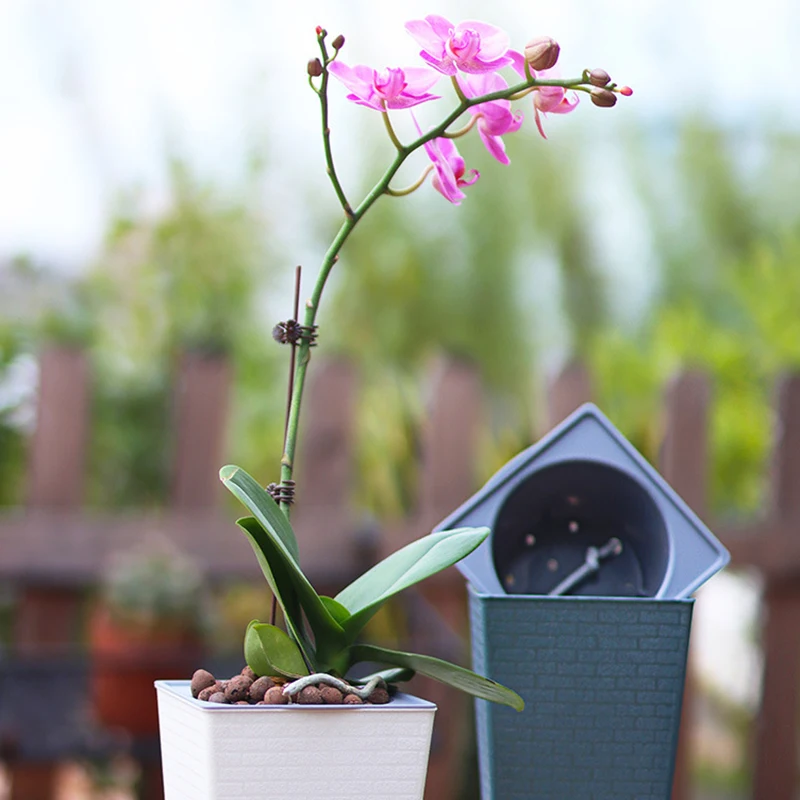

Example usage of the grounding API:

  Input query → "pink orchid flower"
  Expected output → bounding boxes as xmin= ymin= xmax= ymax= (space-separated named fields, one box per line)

xmin=459 ymin=72 xmax=523 ymax=165
xmin=510 ymin=51 xmax=579 ymax=139
xmin=405 ymin=15 xmax=513 ymax=75
xmin=414 ymin=114 xmax=479 ymax=204
xmin=328 ymin=61 xmax=440 ymax=111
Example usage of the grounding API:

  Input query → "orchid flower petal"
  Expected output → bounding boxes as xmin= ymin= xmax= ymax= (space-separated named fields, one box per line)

xmin=413 ymin=112 xmax=479 ymax=204
xmin=406 ymin=15 xmax=512 ymax=75
xmin=455 ymin=20 xmax=510 ymax=60
xmin=329 ymin=61 xmax=440 ymax=111
xmin=458 ymin=73 xmax=522 ymax=163
xmin=478 ymin=127 xmax=510 ymax=165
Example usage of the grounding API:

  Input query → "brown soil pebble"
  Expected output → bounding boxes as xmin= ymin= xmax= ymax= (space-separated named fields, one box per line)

xmin=343 ymin=694 xmax=364 ymax=705
xmin=213 ymin=680 xmax=227 ymax=693
xmin=367 ymin=688 xmax=390 ymax=705
xmin=249 ymin=676 xmax=275 ymax=702
xmin=197 ymin=686 xmax=217 ymax=702
xmin=190 ymin=669 xmax=216 ymax=698
xmin=320 ymin=686 xmax=344 ymax=705
xmin=235 ymin=701 xmax=250 ymax=705
xmin=296 ymin=686 xmax=323 ymax=705
xmin=264 ymin=686 xmax=289 ymax=705
xmin=225 ymin=675 xmax=253 ymax=703
xmin=241 ymin=666 xmax=257 ymax=681
xmin=208 ymin=692 xmax=228 ymax=704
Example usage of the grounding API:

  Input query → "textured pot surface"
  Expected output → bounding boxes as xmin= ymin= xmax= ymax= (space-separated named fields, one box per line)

xmin=156 ymin=681 xmax=436 ymax=800
xmin=469 ymin=590 xmax=693 ymax=800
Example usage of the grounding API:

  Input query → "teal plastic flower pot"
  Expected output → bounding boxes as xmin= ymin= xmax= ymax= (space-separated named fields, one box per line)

xmin=469 ymin=590 xmax=693 ymax=800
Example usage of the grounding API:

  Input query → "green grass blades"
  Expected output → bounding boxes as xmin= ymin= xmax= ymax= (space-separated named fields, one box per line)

xmin=334 ymin=527 xmax=489 ymax=641
xmin=245 ymin=621 xmax=309 ymax=678
xmin=348 ymin=643 xmax=525 ymax=711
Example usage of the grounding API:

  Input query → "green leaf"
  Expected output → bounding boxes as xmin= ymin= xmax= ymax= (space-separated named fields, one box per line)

xmin=334 ymin=527 xmax=489 ymax=640
xmin=349 ymin=644 xmax=524 ymax=712
xmin=320 ymin=596 xmax=352 ymax=626
xmin=236 ymin=517 xmax=315 ymax=667
xmin=220 ymin=466 xmax=347 ymax=655
xmin=220 ymin=465 xmax=300 ymax=562
xmin=245 ymin=621 xmax=309 ymax=679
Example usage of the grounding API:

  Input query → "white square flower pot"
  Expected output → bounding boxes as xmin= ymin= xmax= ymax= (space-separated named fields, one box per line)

xmin=155 ymin=680 xmax=436 ymax=800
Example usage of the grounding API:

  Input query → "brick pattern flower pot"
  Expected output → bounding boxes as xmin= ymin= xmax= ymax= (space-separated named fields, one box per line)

xmin=469 ymin=591 xmax=692 ymax=800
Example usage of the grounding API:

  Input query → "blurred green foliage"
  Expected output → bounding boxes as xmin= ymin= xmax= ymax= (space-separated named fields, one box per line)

xmin=321 ymin=118 xmax=800 ymax=519
xmin=0 ymin=326 xmax=28 ymax=505
xmin=82 ymin=162 xmax=287 ymax=506
xmin=0 ymin=162 xmax=286 ymax=508
xmin=0 ymin=122 xmax=798 ymax=523
xmin=589 ymin=124 xmax=800 ymax=514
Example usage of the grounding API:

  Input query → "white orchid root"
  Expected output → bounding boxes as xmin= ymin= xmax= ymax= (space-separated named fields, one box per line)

xmin=282 ymin=673 xmax=383 ymax=699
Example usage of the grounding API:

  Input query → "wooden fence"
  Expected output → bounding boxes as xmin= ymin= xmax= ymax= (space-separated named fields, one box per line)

xmin=0 ymin=346 xmax=798 ymax=799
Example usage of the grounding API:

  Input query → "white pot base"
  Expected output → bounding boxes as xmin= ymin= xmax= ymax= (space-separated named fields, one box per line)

xmin=156 ymin=680 xmax=436 ymax=800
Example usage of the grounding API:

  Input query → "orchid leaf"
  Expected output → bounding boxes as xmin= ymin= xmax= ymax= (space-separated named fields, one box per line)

xmin=220 ymin=465 xmax=300 ymax=563
xmin=235 ymin=517 xmax=315 ymax=666
xmin=234 ymin=515 xmax=346 ymax=659
xmin=349 ymin=644 xmax=525 ymax=711
xmin=320 ymin=596 xmax=352 ymax=626
xmin=221 ymin=466 xmax=346 ymax=653
xmin=245 ymin=621 xmax=309 ymax=679
xmin=334 ymin=527 xmax=489 ymax=640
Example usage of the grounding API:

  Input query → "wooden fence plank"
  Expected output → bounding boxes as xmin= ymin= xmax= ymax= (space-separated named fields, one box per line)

xmin=293 ymin=358 xmax=357 ymax=510
xmin=11 ymin=346 xmax=90 ymax=800
xmin=170 ymin=350 xmax=231 ymax=508
xmin=752 ymin=373 xmax=800 ymax=800
xmin=417 ymin=357 xmax=483 ymax=529
xmin=26 ymin=346 xmax=90 ymax=508
xmin=412 ymin=357 xmax=482 ymax=800
xmin=546 ymin=361 xmax=592 ymax=430
xmin=660 ymin=371 xmax=711 ymax=800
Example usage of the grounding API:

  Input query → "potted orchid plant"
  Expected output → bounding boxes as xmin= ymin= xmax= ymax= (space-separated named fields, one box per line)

xmin=155 ymin=15 xmax=630 ymax=800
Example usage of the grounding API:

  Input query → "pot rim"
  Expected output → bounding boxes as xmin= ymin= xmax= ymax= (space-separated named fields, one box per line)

xmin=155 ymin=680 xmax=437 ymax=712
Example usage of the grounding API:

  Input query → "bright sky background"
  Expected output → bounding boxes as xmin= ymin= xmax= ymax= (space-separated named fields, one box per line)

xmin=0 ymin=0 xmax=793 ymax=707
xmin=0 ymin=0 xmax=797 ymax=271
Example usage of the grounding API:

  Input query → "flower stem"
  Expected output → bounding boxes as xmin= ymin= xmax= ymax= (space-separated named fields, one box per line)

xmin=386 ymin=165 xmax=434 ymax=196
xmin=381 ymin=106 xmax=404 ymax=151
xmin=317 ymin=36 xmax=353 ymax=218
xmin=278 ymin=70 xmax=600 ymax=514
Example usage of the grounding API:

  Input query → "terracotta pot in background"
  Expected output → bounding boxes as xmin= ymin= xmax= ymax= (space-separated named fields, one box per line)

xmin=89 ymin=609 xmax=204 ymax=736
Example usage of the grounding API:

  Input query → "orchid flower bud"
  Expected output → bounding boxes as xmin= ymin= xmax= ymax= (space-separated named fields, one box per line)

xmin=524 ymin=36 xmax=560 ymax=71
xmin=307 ymin=58 xmax=323 ymax=77
xmin=588 ymin=69 xmax=611 ymax=87
xmin=590 ymin=87 xmax=617 ymax=107
xmin=331 ymin=34 xmax=345 ymax=50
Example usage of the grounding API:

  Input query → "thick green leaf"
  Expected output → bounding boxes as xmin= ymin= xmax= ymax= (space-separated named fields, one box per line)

xmin=320 ymin=596 xmax=352 ymax=626
xmin=236 ymin=517 xmax=315 ymax=666
xmin=334 ymin=527 xmax=489 ymax=640
xmin=220 ymin=465 xmax=346 ymax=654
xmin=220 ymin=465 xmax=300 ymax=563
xmin=245 ymin=621 xmax=309 ymax=678
xmin=349 ymin=644 xmax=525 ymax=711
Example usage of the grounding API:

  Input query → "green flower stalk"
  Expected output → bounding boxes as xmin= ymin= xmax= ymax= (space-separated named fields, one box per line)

xmin=221 ymin=16 xmax=631 ymax=709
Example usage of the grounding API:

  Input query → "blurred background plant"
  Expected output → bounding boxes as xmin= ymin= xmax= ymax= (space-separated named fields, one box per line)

xmin=97 ymin=539 xmax=208 ymax=634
